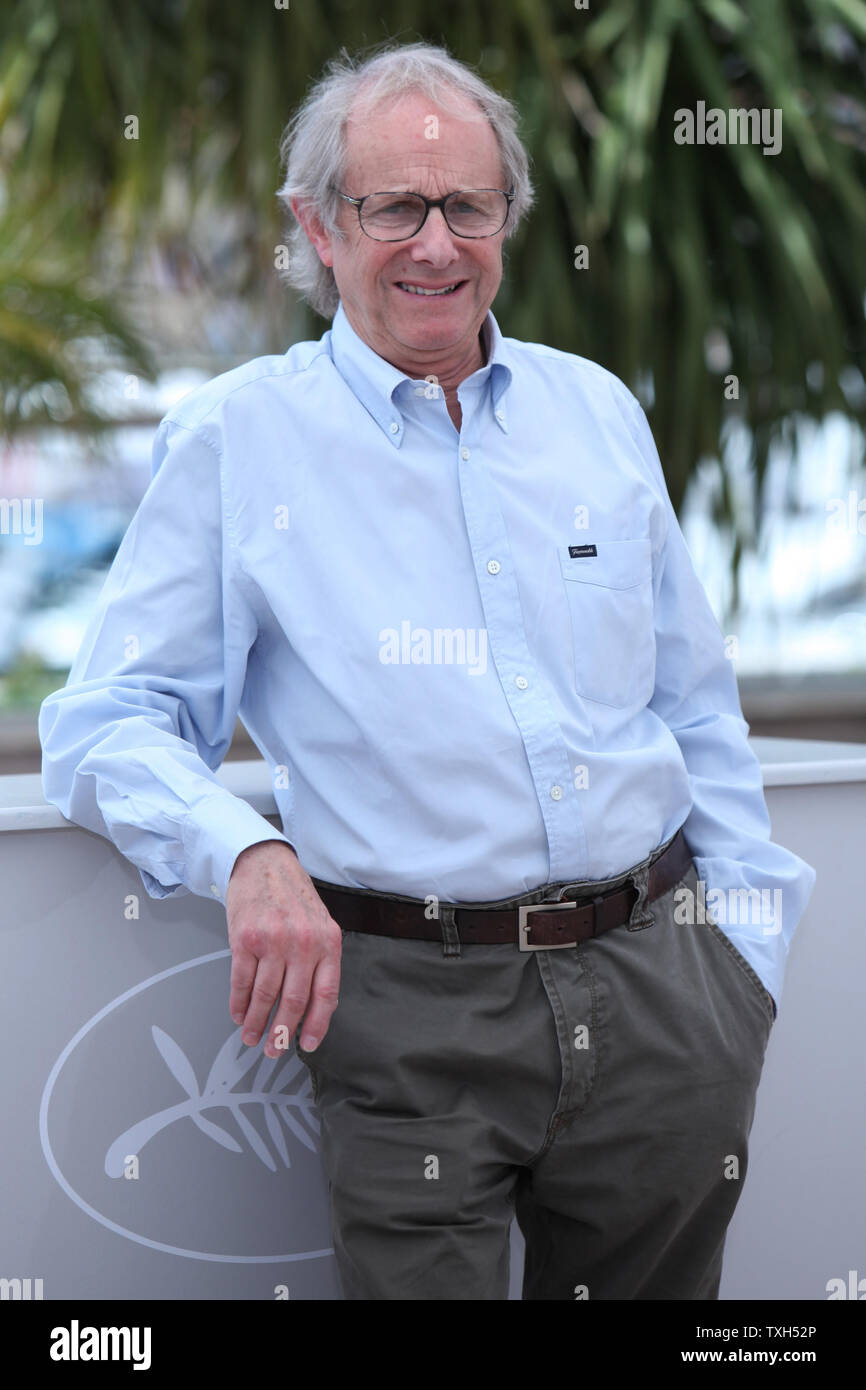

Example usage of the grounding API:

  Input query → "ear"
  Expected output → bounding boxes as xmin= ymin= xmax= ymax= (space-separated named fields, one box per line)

xmin=291 ymin=197 xmax=337 ymax=268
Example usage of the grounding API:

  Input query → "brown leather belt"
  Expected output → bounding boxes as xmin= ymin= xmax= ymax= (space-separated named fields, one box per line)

xmin=313 ymin=829 xmax=693 ymax=950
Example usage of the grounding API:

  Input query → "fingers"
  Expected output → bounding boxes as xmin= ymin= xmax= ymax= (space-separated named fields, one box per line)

xmin=262 ymin=926 xmax=342 ymax=1059
xmin=228 ymin=944 xmax=260 ymax=1029
xmin=227 ymin=895 xmax=343 ymax=1058
xmin=239 ymin=956 xmax=288 ymax=1048
xmin=295 ymin=951 xmax=342 ymax=1054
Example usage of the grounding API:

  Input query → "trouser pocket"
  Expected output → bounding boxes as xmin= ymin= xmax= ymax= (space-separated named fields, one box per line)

xmin=701 ymin=910 xmax=777 ymax=1024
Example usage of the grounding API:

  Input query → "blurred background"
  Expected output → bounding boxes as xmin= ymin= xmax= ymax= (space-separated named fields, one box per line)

xmin=1 ymin=0 xmax=864 ymax=773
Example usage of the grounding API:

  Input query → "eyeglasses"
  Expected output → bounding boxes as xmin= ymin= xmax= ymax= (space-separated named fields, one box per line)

xmin=332 ymin=187 xmax=515 ymax=241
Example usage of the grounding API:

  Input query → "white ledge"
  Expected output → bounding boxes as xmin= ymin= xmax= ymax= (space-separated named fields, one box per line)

xmin=1 ymin=737 xmax=865 ymax=833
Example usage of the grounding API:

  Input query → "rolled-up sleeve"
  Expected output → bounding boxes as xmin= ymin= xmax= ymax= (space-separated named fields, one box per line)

xmin=617 ymin=385 xmax=816 ymax=1001
xmin=38 ymin=416 xmax=291 ymax=905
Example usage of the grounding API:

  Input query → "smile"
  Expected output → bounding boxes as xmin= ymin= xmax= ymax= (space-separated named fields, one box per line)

xmin=396 ymin=281 xmax=464 ymax=296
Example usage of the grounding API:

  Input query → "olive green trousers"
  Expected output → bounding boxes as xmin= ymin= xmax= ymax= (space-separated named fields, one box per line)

xmin=297 ymin=845 xmax=775 ymax=1300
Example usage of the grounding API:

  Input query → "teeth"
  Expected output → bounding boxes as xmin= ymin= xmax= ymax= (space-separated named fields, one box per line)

xmin=398 ymin=282 xmax=459 ymax=295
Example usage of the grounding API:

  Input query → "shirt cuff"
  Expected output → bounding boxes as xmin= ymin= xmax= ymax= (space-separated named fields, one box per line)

xmin=183 ymin=791 xmax=295 ymax=906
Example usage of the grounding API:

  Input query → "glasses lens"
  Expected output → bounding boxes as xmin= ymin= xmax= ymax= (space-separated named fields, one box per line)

xmin=444 ymin=191 xmax=509 ymax=237
xmin=360 ymin=193 xmax=426 ymax=240
xmin=357 ymin=191 xmax=510 ymax=239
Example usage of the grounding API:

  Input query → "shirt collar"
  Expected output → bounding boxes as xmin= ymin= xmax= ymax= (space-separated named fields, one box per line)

xmin=327 ymin=300 xmax=513 ymax=446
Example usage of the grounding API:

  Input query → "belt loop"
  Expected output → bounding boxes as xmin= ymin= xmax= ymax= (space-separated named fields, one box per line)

xmin=438 ymin=902 xmax=461 ymax=958
xmin=626 ymin=863 xmax=655 ymax=932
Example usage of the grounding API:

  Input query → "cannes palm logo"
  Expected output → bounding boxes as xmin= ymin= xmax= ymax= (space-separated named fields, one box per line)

xmin=104 ymin=1025 xmax=317 ymax=1178
xmin=39 ymin=950 xmax=333 ymax=1263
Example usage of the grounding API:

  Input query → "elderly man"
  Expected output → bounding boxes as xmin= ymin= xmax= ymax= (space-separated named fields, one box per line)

xmin=40 ymin=42 xmax=815 ymax=1301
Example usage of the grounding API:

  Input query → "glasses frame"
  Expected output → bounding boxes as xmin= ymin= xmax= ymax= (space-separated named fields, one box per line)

xmin=332 ymin=187 xmax=515 ymax=241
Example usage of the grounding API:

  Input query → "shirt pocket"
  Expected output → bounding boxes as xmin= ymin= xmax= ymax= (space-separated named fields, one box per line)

xmin=558 ymin=539 xmax=656 ymax=708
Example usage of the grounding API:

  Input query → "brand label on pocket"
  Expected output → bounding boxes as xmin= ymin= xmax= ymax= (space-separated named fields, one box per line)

xmin=568 ymin=544 xmax=598 ymax=558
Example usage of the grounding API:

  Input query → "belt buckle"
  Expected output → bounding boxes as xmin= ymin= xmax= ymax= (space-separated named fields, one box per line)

xmin=518 ymin=901 xmax=578 ymax=951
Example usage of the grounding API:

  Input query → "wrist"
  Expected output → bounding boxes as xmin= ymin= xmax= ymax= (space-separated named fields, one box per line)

xmin=229 ymin=838 xmax=298 ymax=882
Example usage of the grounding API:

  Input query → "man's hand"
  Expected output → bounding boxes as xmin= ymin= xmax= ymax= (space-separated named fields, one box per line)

xmin=225 ymin=840 xmax=342 ymax=1058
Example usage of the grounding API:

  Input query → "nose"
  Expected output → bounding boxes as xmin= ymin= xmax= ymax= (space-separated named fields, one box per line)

xmin=408 ymin=206 xmax=461 ymax=266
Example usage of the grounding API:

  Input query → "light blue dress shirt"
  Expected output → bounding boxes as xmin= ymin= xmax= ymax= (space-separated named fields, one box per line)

xmin=39 ymin=301 xmax=815 ymax=1006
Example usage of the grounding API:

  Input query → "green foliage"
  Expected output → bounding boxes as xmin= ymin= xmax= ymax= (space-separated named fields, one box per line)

xmin=0 ymin=648 xmax=60 ymax=709
xmin=0 ymin=200 xmax=156 ymax=435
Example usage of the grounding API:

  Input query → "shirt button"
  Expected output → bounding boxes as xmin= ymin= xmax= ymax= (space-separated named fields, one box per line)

xmin=210 ymin=883 xmax=220 ymax=896
xmin=487 ymin=559 xmax=501 ymax=575
xmin=495 ymin=410 xmax=505 ymax=422
xmin=389 ymin=421 xmax=399 ymax=434
xmin=460 ymin=447 xmax=470 ymax=460
xmin=515 ymin=675 xmax=528 ymax=690
xmin=550 ymin=785 xmax=563 ymax=801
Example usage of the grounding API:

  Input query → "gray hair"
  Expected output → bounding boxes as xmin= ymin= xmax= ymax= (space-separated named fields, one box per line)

xmin=276 ymin=41 xmax=535 ymax=318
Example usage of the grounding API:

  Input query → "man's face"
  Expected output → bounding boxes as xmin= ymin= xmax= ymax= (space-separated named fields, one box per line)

xmin=299 ymin=90 xmax=509 ymax=372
